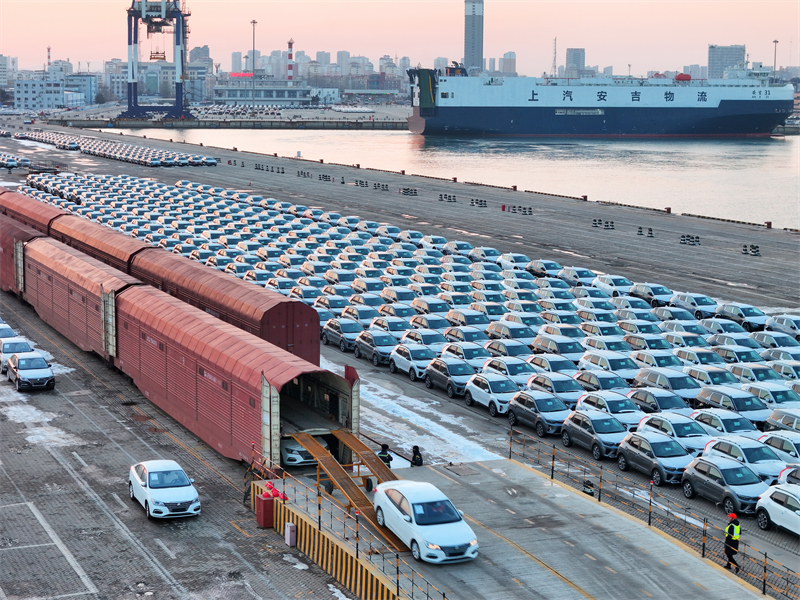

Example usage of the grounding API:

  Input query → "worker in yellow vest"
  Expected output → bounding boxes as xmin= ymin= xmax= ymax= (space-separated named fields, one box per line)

xmin=723 ymin=513 xmax=740 ymax=573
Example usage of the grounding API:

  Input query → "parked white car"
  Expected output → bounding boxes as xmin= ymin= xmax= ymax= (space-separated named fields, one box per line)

xmin=702 ymin=436 xmax=787 ymax=485
xmin=128 ymin=460 xmax=201 ymax=519
xmin=464 ymin=373 xmax=518 ymax=416
xmin=373 ymin=481 xmax=478 ymax=563
xmin=756 ymin=485 xmax=800 ymax=535
xmin=389 ymin=344 xmax=436 ymax=381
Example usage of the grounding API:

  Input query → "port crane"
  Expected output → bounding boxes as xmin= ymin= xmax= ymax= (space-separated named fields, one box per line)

xmin=120 ymin=0 xmax=192 ymax=119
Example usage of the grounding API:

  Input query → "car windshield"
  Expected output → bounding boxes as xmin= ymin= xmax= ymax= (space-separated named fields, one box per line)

xmin=448 ymin=363 xmax=474 ymax=376
xmin=651 ymin=286 xmax=671 ymax=296
xmin=509 ymin=327 xmax=534 ymax=339
xmin=652 ymin=440 xmax=687 ymax=458
xmin=773 ymin=336 xmax=800 ymax=348
xmin=409 ymin=347 xmax=436 ymax=361
xmin=486 ymin=304 xmax=508 ymax=315
xmin=421 ymin=333 xmax=447 ymax=344
xmin=606 ymin=398 xmax=639 ymax=413
xmin=647 ymin=339 xmax=672 ymax=350
xmin=698 ymin=351 xmax=725 ymax=365
xmin=465 ymin=314 xmax=490 ymax=325
xmin=655 ymin=355 xmax=683 ymax=368
xmin=413 ymin=500 xmax=462 ymax=526
xmin=722 ymin=417 xmax=757 ymax=432
xmin=741 ymin=306 xmax=766 ymax=317
xmin=489 ymin=379 xmax=518 ymax=393
xmin=731 ymin=396 xmax=767 ymax=411
xmin=656 ymin=394 xmax=687 ymax=409
xmin=388 ymin=321 xmax=411 ymax=332
xmin=373 ymin=334 xmax=397 ymax=346
xmin=612 ymin=278 xmax=633 ymax=286
xmin=557 ymin=327 xmax=584 ymax=338
xmin=684 ymin=336 xmax=708 ymax=348
xmin=709 ymin=371 xmax=738 ymax=385
xmin=552 ymin=379 xmax=583 ymax=393
xmin=773 ymin=390 xmax=800 ymax=404
xmin=721 ymin=466 xmax=761 ymax=486
xmin=148 ymin=469 xmax=191 ymax=489
xmin=695 ymin=296 xmax=715 ymax=306
xmin=359 ymin=308 xmax=380 ymax=319
xmin=18 ymin=357 xmax=49 ymax=370
xmin=599 ymin=325 xmax=626 ymax=336
xmin=549 ymin=358 xmax=575 ymax=372
xmin=592 ymin=417 xmax=626 ymax=434
xmin=463 ymin=330 xmax=489 ymax=342
xmin=599 ymin=376 xmax=628 ymax=389
xmin=668 ymin=376 xmax=700 ymax=390
xmin=3 ymin=342 xmax=31 ymax=353
xmin=638 ymin=324 xmax=661 ymax=334
xmin=340 ymin=321 xmax=363 ymax=333
xmin=464 ymin=347 xmax=490 ymax=359
xmin=751 ymin=369 xmax=782 ymax=383
xmin=519 ymin=315 xmax=545 ymax=327
xmin=609 ymin=358 xmax=637 ymax=371
xmin=559 ymin=342 xmax=584 ymax=355
xmin=742 ymin=446 xmax=780 ymax=463
xmin=507 ymin=362 xmax=535 ymax=376
xmin=673 ymin=422 xmax=708 ymax=437
xmin=535 ymin=397 xmax=568 ymax=412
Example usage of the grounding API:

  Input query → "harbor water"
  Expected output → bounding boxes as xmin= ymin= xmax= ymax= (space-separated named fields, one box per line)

xmin=118 ymin=128 xmax=800 ymax=229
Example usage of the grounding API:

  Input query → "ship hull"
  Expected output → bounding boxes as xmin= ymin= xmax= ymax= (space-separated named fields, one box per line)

xmin=409 ymin=100 xmax=794 ymax=137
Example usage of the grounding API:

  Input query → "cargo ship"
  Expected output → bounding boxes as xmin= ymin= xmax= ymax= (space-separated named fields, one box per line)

xmin=407 ymin=62 xmax=794 ymax=137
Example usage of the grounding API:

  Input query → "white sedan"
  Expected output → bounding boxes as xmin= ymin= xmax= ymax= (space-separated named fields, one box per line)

xmin=129 ymin=460 xmax=201 ymax=519
xmin=373 ymin=481 xmax=478 ymax=563
xmin=464 ymin=373 xmax=519 ymax=416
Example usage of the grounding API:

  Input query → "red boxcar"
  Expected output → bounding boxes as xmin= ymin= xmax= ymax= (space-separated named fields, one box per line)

xmin=130 ymin=250 xmax=320 ymax=365
xmin=0 ymin=215 xmax=43 ymax=295
xmin=21 ymin=238 xmax=141 ymax=360
xmin=114 ymin=286 xmax=352 ymax=461
xmin=0 ymin=191 xmax=319 ymax=364
xmin=0 ymin=188 xmax=68 ymax=233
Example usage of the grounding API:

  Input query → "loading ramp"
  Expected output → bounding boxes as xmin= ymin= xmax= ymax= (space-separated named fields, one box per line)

xmin=290 ymin=432 xmax=405 ymax=552
xmin=330 ymin=429 xmax=398 ymax=485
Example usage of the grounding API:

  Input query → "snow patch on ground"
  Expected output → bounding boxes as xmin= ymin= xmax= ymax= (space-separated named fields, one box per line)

xmin=23 ymin=426 xmax=84 ymax=447
xmin=327 ymin=584 xmax=351 ymax=599
xmin=0 ymin=181 xmax=20 ymax=187
xmin=0 ymin=403 xmax=54 ymax=423
xmin=320 ymin=357 xmax=501 ymax=465
xmin=282 ymin=554 xmax=309 ymax=570
xmin=26 ymin=343 xmax=74 ymax=375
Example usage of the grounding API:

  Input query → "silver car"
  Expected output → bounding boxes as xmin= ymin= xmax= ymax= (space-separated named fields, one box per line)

xmin=681 ymin=455 xmax=768 ymax=515
xmin=561 ymin=409 xmax=628 ymax=460
xmin=617 ymin=430 xmax=693 ymax=486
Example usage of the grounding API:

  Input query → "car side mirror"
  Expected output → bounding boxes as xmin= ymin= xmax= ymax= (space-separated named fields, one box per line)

xmin=142 ymin=482 xmax=147 ymax=488
xmin=715 ymin=426 xmax=723 ymax=431
xmin=736 ymin=456 xmax=743 ymax=462
xmin=646 ymin=451 xmax=654 ymax=458
xmin=458 ymin=510 xmax=464 ymax=516
xmin=190 ymin=478 xmax=195 ymax=483
xmin=403 ymin=515 xmax=412 ymax=523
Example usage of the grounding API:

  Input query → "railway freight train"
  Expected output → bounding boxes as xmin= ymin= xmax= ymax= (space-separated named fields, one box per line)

xmin=0 ymin=214 xmax=359 ymax=465
xmin=0 ymin=188 xmax=320 ymax=365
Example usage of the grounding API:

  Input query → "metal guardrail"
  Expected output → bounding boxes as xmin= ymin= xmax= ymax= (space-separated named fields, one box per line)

xmin=247 ymin=447 xmax=449 ymax=600
xmin=508 ymin=429 xmax=800 ymax=599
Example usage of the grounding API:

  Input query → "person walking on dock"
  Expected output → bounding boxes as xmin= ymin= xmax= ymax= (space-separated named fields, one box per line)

xmin=410 ymin=446 xmax=424 ymax=467
xmin=723 ymin=513 xmax=741 ymax=573
xmin=377 ymin=444 xmax=393 ymax=467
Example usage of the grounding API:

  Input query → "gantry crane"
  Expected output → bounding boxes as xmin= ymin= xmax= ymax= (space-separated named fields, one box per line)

xmin=120 ymin=0 xmax=192 ymax=120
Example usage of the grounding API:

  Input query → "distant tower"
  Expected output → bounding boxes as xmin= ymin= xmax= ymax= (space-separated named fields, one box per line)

xmin=287 ymin=39 xmax=294 ymax=85
xmin=550 ymin=38 xmax=557 ymax=77
xmin=464 ymin=0 xmax=484 ymax=72
xmin=47 ymin=46 xmax=51 ymax=67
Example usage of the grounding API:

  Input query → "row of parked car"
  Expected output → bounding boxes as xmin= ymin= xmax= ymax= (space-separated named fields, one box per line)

xmin=0 ymin=153 xmax=29 ymax=168
xmin=11 ymin=132 xmax=216 ymax=167
xmin=20 ymin=172 xmax=800 ymax=528
xmin=0 ymin=321 xmax=56 ymax=391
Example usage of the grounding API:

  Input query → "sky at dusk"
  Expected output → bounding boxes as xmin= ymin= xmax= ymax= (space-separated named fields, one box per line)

xmin=1 ymin=0 xmax=798 ymax=76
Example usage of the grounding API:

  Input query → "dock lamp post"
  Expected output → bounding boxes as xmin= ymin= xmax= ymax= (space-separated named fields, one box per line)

xmin=251 ymin=20 xmax=258 ymax=109
xmin=773 ymin=40 xmax=779 ymax=80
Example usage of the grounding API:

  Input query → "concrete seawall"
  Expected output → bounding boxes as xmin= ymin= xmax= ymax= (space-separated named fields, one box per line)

xmin=46 ymin=118 xmax=409 ymax=130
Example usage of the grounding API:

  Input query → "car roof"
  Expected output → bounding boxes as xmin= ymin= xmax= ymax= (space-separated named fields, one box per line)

xmin=376 ymin=480 xmax=449 ymax=503
xmin=1 ymin=337 xmax=29 ymax=345
xmin=12 ymin=351 xmax=45 ymax=359
xmin=584 ymin=349 xmax=629 ymax=358
xmin=694 ymin=407 xmax=744 ymax=417
xmin=760 ymin=430 xmax=800 ymax=442
xmin=582 ymin=390 xmax=629 ymax=399
xmin=701 ymin=385 xmax=754 ymax=397
xmin=137 ymin=459 xmax=183 ymax=471
xmin=744 ymin=381 xmax=796 ymax=391
xmin=478 ymin=372 xmax=514 ymax=382
xmin=649 ymin=411 xmax=694 ymax=423
xmin=630 ymin=429 xmax=674 ymax=443
xmin=696 ymin=454 xmax=750 ymax=469
xmin=707 ymin=435 xmax=764 ymax=448
xmin=574 ymin=408 xmax=619 ymax=420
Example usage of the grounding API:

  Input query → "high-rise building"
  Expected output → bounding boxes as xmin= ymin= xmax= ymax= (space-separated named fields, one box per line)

xmin=189 ymin=45 xmax=210 ymax=62
xmin=433 ymin=57 xmax=449 ymax=71
xmin=708 ymin=45 xmax=745 ymax=79
xmin=0 ymin=55 xmax=10 ymax=86
xmin=602 ymin=65 xmax=613 ymax=77
xmin=316 ymin=51 xmax=330 ymax=65
xmin=565 ymin=48 xmax=585 ymax=77
xmin=502 ymin=52 xmax=516 ymax=75
xmin=488 ymin=58 xmax=496 ymax=72
xmin=398 ymin=56 xmax=411 ymax=72
xmin=231 ymin=52 xmax=242 ymax=73
xmin=245 ymin=50 xmax=261 ymax=72
xmin=336 ymin=51 xmax=350 ymax=68
xmin=700 ymin=66 xmax=708 ymax=79
xmin=464 ymin=0 xmax=484 ymax=71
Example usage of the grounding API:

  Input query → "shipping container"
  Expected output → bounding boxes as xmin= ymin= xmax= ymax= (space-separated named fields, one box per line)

xmin=0 ymin=188 xmax=68 ymax=233
xmin=114 ymin=286 xmax=357 ymax=462
xmin=20 ymin=238 xmax=141 ymax=360
xmin=0 ymin=215 xmax=43 ymax=295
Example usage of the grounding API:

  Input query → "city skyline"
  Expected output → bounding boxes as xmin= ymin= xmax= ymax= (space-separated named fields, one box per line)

xmin=0 ymin=0 xmax=797 ymax=76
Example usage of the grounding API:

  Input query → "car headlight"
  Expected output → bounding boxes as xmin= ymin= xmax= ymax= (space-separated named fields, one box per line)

xmin=469 ymin=539 xmax=478 ymax=546
xmin=190 ymin=496 xmax=199 ymax=504
xmin=152 ymin=500 xmax=165 ymax=506
xmin=426 ymin=542 xmax=441 ymax=550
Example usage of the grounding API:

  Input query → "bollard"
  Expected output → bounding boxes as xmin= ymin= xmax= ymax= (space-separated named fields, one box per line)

xmin=319 ymin=159 xmax=324 ymax=163
xmin=637 ymin=227 xmax=643 ymax=236
xmin=647 ymin=228 xmax=654 ymax=237
xmin=512 ymin=185 xmax=517 ymax=191
xmin=501 ymin=204 xmax=505 ymax=211
xmin=765 ymin=221 xmax=772 ymax=229
xmin=453 ymin=177 xmax=457 ymax=183
xmin=680 ymin=235 xmax=687 ymax=244
xmin=592 ymin=219 xmax=599 ymax=227
xmin=742 ymin=244 xmax=749 ymax=254
xmin=582 ymin=195 xmax=588 ymax=201
xmin=750 ymin=244 xmax=760 ymax=256
xmin=401 ymin=170 xmax=405 ymax=175
xmin=665 ymin=207 xmax=671 ymax=214
xmin=470 ymin=199 xmax=475 ymax=206
xmin=603 ymin=221 xmax=610 ymax=230
xmin=694 ymin=236 xmax=701 ymax=245
xmin=609 ymin=221 xmax=615 ymax=230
